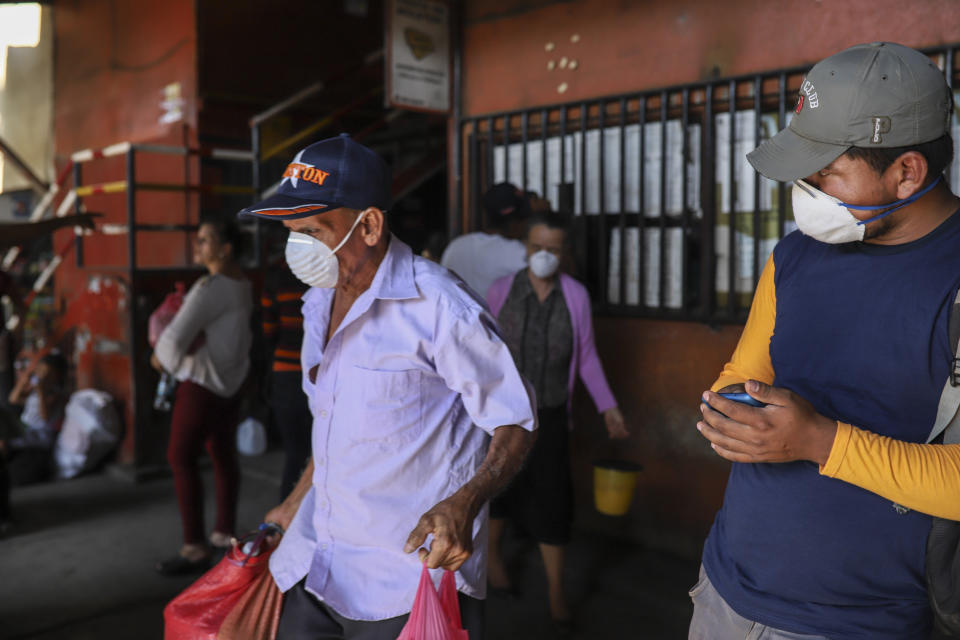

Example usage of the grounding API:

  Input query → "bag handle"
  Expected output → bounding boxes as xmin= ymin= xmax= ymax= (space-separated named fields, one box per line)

xmin=234 ymin=522 xmax=284 ymax=566
xmin=928 ymin=288 xmax=960 ymax=444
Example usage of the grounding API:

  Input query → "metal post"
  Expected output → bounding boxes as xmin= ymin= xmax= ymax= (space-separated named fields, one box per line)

xmin=250 ymin=123 xmax=262 ymax=267
xmin=618 ymin=97 xmax=626 ymax=308
xmin=125 ymin=147 xmax=140 ymax=472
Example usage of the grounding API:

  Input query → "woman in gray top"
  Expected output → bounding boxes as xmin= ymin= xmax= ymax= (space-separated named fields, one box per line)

xmin=151 ymin=219 xmax=253 ymax=575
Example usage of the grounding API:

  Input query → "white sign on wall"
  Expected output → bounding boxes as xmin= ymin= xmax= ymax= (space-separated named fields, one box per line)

xmin=387 ymin=0 xmax=450 ymax=113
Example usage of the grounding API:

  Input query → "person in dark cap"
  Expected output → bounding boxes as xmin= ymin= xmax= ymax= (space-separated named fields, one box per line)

xmin=440 ymin=182 xmax=530 ymax=297
xmin=239 ymin=134 xmax=537 ymax=640
xmin=692 ymin=42 xmax=960 ymax=639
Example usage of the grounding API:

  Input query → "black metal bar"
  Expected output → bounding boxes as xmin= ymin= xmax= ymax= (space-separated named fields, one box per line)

xmin=638 ymin=96 xmax=646 ymax=307
xmin=659 ymin=91 xmax=668 ymax=309
xmin=127 ymin=149 xmax=137 ymax=273
xmin=727 ymin=80 xmax=737 ymax=317
xmin=503 ymin=114 xmax=511 ymax=185
xmin=598 ymin=101 xmax=608 ymax=309
xmin=486 ymin=116 xmax=495 ymax=221
xmin=559 ymin=107 xmax=567 ymax=207
xmin=701 ymin=84 xmax=716 ymax=321
xmin=521 ymin=111 xmax=529 ymax=194
xmin=752 ymin=76 xmax=762 ymax=294
xmin=618 ymin=97 xmax=627 ymax=307
xmin=73 ymin=162 xmax=83 ymax=268
xmin=680 ymin=88 xmax=690 ymax=313
xmin=469 ymin=119 xmax=479 ymax=236
xmin=541 ymin=108 xmax=548 ymax=200
xmin=579 ymin=103 xmax=587 ymax=218
xmin=125 ymin=146 xmax=139 ymax=473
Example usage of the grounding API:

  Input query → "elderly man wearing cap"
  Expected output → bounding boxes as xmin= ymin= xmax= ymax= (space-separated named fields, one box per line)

xmin=692 ymin=43 xmax=960 ymax=639
xmin=240 ymin=134 xmax=537 ymax=639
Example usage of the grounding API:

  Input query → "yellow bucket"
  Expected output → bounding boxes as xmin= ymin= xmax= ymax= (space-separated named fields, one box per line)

xmin=593 ymin=460 xmax=643 ymax=516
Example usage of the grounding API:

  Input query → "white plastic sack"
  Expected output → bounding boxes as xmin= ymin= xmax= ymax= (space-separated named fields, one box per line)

xmin=54 ymin=389 xmax=121 ymax=479
xmin=236 ymin=416 xmax=267 ymax=456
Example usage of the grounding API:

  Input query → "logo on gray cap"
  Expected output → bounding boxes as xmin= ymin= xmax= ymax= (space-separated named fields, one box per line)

xmin=747 ymin=42 xmax=952 ymax=182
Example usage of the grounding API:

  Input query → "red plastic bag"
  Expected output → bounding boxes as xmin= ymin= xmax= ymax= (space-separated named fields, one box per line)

xmin=163 ymin=536 xmax=275 ymax=640
xmin=216 ymin=560 xmax=282 ymax=640
xmin=395 ymin=565 xmax=469 ymax=640
xmin=149 ymin=282 xmax=204 ymax=352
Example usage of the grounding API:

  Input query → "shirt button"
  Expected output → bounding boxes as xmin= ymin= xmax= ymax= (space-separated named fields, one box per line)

xmin=319 ymin=410 xmax=328 ymax=418
xmin=321 ymin=543 xmax=328 ymax=550
xmin=316 ymin=457 xmax=325 ymax=466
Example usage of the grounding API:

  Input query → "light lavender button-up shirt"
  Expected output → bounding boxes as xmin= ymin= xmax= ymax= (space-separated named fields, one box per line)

xmin=268 ymin=235 xmax=537 ymax=621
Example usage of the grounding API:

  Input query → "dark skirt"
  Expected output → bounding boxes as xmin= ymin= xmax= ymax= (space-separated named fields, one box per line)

xmin=490 ymin=404 xmax=572 ymax=545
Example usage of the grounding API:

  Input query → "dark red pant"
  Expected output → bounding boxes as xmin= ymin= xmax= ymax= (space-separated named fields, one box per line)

xmin=167 ymin=380 xmax=241 ymax=545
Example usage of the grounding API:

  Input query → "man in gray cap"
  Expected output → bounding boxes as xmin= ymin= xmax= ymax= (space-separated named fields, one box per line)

xmin=240 ymin=134 xmax=537 ymax=639
xmin=692 ymin=43 xmax=960 ymax=639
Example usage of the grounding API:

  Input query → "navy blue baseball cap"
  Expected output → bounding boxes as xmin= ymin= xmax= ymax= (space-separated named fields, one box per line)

xmin=238 ymin=133 xmax=392 ymax=220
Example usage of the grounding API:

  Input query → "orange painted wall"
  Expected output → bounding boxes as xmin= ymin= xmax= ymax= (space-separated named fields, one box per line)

xmin=460 ymin=0 xmax=960 ymax=552
xmin=52 ymin=0 xmax=199 ymax=466
xmin=566 ymin=316 xmax=741 ymax=554
xmin=463 ymin=0 xmax=960 ymax=116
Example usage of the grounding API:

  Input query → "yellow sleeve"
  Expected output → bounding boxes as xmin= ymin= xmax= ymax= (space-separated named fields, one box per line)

xmin=711 ymin=252 xmax=777 ymax=391
xmin=821 ymin=422 xmax=960 ymax=520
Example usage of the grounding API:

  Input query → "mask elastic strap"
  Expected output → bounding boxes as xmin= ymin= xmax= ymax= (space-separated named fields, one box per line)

xmin=330 ymin=210 xmax=367 ymax=254
xmin=848 ymin=175 xmax=942 ymax=226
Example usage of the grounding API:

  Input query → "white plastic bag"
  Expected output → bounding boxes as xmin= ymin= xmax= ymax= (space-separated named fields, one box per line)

xmin=236 ymin=416 xmax=267 ymax=456
xmin=54 ymin=389 xmax=121 ymax=479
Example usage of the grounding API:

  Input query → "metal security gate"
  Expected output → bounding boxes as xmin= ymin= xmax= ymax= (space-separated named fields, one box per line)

xmin=459 ymin=45 xmax=960 ymax=324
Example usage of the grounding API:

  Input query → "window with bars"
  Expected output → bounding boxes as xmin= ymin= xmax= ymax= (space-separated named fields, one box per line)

xmin=459 ymin=45 xmax=960 ymax=323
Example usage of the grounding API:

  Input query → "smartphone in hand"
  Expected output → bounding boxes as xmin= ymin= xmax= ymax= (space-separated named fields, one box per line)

xmin=718 ymin=392 xmax=766 ymax=407
xmin=704 ymin=391 xmax=767 ymax=417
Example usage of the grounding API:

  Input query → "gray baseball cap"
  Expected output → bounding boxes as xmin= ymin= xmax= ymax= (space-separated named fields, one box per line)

xmin=748 ymin=42 xmax=953 ymax=182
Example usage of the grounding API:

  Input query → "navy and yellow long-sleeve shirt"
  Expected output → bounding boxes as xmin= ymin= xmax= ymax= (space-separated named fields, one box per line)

xmin=261 ymin=266 xmax=308 ymax=373
xmin=704 ymin=208 xmax=960 ymax=639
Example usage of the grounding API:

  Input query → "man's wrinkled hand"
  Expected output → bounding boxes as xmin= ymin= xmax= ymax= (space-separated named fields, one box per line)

xmin=404 ymin=495 xmax=476 ymax=571
xmin=697 ymin=379 xmax=838 ymax=465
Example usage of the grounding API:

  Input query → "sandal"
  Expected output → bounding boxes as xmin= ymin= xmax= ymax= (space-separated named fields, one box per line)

xmin=155 ymin=553 xmax=211 ymax=576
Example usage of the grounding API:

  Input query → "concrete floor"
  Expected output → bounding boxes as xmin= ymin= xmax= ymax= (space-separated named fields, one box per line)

xmin=0 ymin=449 xmax=698 ymax=639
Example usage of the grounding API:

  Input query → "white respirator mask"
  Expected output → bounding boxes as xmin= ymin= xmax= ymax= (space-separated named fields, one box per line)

xmin=284 ymin=211 xmax=366 ymax=288
xmin=528 ymin=250 xmax=560 ymax=278
xmin=791 ymin=176 xmax=941 ymax=245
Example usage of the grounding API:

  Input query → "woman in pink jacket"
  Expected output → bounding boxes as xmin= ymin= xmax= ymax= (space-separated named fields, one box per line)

xmin=485 ymin=210 xmax=628 ymax=634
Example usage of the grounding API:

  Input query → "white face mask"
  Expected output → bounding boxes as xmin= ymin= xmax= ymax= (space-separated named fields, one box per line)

xmin=284 ymin=211 xmax=366 ymax=288
xmin=791 ymin=179 xmax=865 ymax=244
xmin=529 ymin=250 xmax=560 ymax=278
xmin=791 ymin=176 xmax=942 ymax=245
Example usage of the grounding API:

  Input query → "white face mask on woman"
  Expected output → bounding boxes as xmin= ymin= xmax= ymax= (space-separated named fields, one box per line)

xmin=528 ymin=250 xmax=560 ymax=278
xmin=284 ymin=211 xmax=366 ymax=288
xmin=791 ymin=175 xmax=941 ymax=244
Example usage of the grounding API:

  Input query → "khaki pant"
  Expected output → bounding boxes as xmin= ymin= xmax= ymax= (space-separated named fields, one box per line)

xmin=688 ymin=565 xmax=828 ymax=640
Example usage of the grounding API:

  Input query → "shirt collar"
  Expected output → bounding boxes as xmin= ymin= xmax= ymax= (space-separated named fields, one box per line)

xmin=370 ymin=234 xmax=419 ymax=301
xmin=302 ymin=234 xmax=418 ymax=310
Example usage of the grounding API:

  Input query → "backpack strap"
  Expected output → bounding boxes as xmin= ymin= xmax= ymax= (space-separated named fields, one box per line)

xmin=928 ymin=288 xmax=960 ymax=444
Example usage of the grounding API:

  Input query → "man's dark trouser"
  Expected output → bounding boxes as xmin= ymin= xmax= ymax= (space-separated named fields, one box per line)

xmin=277 ymin=579 xmax=486 ymax=640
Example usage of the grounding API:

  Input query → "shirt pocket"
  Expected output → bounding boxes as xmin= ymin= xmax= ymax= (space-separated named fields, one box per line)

xmin=349 ymin=367 xmax=423 ymax=445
